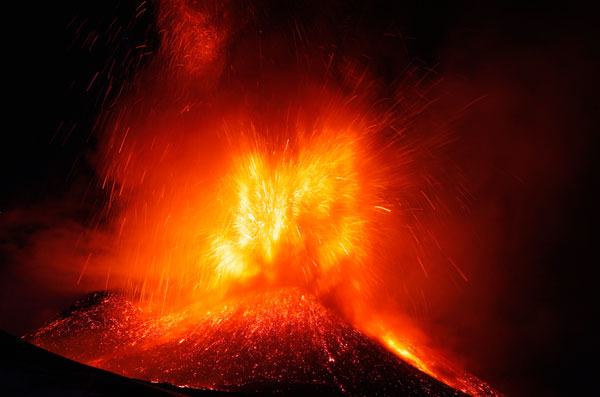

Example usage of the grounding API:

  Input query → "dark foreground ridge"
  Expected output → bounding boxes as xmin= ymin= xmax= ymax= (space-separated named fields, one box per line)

xmin=24 ymin=289 xmax=467 ymax=396
xmin=0 ymin=330 xmax=226 ymax=396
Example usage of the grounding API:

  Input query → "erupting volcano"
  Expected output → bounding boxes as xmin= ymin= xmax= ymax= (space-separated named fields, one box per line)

xmin=3 ymin=0 xmax=524 ymax=395
xmin=26 ymin=289 xmax=477 ymax=395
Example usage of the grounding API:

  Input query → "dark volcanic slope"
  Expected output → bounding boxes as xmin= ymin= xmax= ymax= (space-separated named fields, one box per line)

xmin=26 ymin=289 xmax=465 ymax=396
xmin=26 ymin=291 xmax=165 ymax=363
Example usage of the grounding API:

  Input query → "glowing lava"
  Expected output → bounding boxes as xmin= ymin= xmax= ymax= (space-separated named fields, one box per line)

xmin=208 ymin=128 xmax=370 ymax=293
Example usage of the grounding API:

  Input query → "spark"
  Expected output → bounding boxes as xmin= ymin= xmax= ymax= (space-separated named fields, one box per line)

xmin=373 ymin=205 xmax=391 ymax=212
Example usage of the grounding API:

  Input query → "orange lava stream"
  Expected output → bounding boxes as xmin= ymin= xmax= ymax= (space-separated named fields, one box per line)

xmin=361 ymin=320 xmax=502 ymax=396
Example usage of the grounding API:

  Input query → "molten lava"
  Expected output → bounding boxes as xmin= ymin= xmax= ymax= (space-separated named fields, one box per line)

xmin=208 ymin=128 xmax=369 ymax=293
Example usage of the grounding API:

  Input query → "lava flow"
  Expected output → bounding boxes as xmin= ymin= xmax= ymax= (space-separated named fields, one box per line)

xmin=23 ymin=1 xmax=503 ymax=395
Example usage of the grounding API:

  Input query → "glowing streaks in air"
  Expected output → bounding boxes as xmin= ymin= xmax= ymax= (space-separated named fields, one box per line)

xmin=373 ymin=205 xmax=391 ymax=213
xmin=207 ymin=129 xmax=370 ymax=289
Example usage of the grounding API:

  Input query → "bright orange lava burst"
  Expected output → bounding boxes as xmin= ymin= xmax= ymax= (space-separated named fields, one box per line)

xmin=195 ymin=126 xmax=496 ymax=395
xmin=208 ymin=128 xmax=370 ymax=293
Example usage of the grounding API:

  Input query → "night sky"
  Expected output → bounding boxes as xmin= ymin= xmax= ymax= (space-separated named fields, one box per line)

xmin=2 ymin=1 xmax=597 ymax=395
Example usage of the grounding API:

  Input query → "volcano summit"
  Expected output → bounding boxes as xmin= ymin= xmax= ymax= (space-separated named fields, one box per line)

xmin=25 ymin=288 xmax=471 ymax=395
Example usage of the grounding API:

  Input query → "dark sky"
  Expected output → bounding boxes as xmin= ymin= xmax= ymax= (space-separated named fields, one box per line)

xmin=2 ymin=1 xmax=597 ymax=396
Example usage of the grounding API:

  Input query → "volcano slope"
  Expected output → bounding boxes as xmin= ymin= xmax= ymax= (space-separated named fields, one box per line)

xmin=25 ymin=288 xmax=466 ymax=396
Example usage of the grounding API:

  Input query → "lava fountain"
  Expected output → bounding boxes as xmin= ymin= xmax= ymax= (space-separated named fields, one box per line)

xmin=24 ymin=1 xmax=502 ymax=395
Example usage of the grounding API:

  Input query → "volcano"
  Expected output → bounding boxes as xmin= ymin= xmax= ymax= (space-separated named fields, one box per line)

xmin=25 ymin=289 xmax=466 ymax=395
